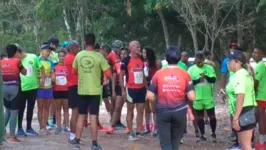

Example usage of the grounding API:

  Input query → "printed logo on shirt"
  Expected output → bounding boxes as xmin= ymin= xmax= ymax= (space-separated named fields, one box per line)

xmin=164 ymin=74 xmax=178 ymax=81
xmin=80 ymin=56 xmax=95 ymax=72
xmin=28 ymin=61 xmax=33 ymax=65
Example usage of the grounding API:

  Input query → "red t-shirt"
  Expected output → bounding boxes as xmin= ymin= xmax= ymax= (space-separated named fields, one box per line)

xmin=1 ymin=58 xmax=21 ymax=84
xmin=64 ymin=53 xmax=78 ymax=87
xmin=113 ymin=62 xmax=121 ymax=82
xmin=149 ymin=66 xmax=194 ymax=112
xmin=107 ymin=51 xmax=119 ymax=66
xmin=121 ymin=56 xmax=145 ymax=89
xmin=54 ymin=64 xmax=68 ymax=91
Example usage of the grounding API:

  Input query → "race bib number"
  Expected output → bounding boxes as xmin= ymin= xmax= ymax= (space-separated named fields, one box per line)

xmin=144 ymin=66 xmax=149 ymax=77
xmin=55 ymin=76 xmax=67 ymax=86
xmin=44 ymin=78 xmax=52 ymax=87
xmin=134 ymin=71 xmax=143 ymax=84
xmin=25 ymin=65 xmax=33 ymax=76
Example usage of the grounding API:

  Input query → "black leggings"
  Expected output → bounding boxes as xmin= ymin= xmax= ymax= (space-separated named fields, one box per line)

xmin=195 ymin=108 xmax=217 ymax=135
xmin=157 ymin=108 xmax=187 ymax=150
xmin=18 ymin=89 xmax=37 ymax=130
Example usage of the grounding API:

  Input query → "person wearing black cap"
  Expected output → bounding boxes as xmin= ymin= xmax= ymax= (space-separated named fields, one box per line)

xmin=226 ymin=50 xmax=256 ymax=150
xmin=220 ymin=40 xmax=240 ymax=143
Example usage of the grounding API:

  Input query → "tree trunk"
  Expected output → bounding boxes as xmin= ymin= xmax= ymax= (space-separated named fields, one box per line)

xmin=33 ymin=18 xmax=40 ymax=53
xmin=63 ymin=8 xmax=73 ymax=40
xmin=157 ymin=9 xmax=170 ymax=49
xmin=126 ymin=0 xmax=131 ymax=17
xmin=236 ymin=1 xmax=243 ymax=46
xmin=190 ymin=28 xmax=198 ymax=54
xmin=178 ymin=34 xmax=182 ymax=47
xmin=0 ymin=65 xmax=4 ymax=144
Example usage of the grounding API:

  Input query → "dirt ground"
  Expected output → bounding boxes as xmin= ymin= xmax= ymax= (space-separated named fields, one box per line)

xmin=0 ymin=96 xmax=236 ymax=150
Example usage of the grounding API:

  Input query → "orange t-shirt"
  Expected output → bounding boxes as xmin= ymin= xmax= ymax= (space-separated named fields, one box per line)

xmin=54 ymin=64 xmax=68 ymax=91
xmin=1 ymin=58 xmax=21 ymax=84
xmin=149 ymin=66 xmax=194 ymax=112
xmin=64 ymin=53 xmax=78 ymax=87
xmin=107 ymin=51 xmax=119 ymax=66
xmin=121 ymin=56 xmax=145 ymax=89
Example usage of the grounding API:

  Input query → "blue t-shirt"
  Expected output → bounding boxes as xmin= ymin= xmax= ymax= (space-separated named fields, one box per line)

xmin=221 ymin=57 xmax=229 ymax=74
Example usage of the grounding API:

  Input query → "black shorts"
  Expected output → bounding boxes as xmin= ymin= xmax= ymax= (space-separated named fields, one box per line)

xmin=78 ymin=95 xmax=100 ymax=115
xmin=115 ymin=85 xmax=122 ymax=96
xmin=68 ymin=86 xmax=80 ymax=109
xmin=102 ymin=84 xmax=111 ymax=99
xmin=126 ymin=87 xmax=146 ymax=104
xmin=54 ymin=91 xmax=68 ymax=99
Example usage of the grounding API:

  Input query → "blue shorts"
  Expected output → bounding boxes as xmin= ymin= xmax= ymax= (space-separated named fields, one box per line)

xmin=37 ymin=88 xmax=54 ymax=99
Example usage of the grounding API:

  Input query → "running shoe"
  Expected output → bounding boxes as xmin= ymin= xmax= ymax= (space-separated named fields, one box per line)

xmin=142 ymin=129 xmax=151 ymax=135
xmin=197 ymin=135 xmax=207 ymax=142
xmin=91 ymin=145 xmax=103 ymax=150
xmin=17 ymin=128 xmax=27 ymax=137
xmin=7 ymin=136 xmax=21 ymax=143
xmin=195 ymin=130 xmax=200 ymax=138
xmin=125 ymin=127 xmax=130 ymax=134
xmin=68 ymin=138 xmax=77 ymax=145
xmin=227 ymin=143 xmax=241 ymax=150
xmin=107 ymin=127 xmax=115 ymax=134
xmin=73 ymin=144 xmax=80 ymax=150
xmin=55 ymin=128 xmax=62 ymax=134
xmin=115 ymin=122 xmax=126 ymax=130
xmin=254 ymin=142 xmax=265 ymax=149
xmin=26 ymin=128 xmax=38 ymax=136
xmin=152 ymin=129 xmax=158 ymax=137
xmin=46 ymin=125 xmax=53 ymax=130
xmin=39 ymin=129 xmax=50 ymax=135
xmin=211 ymin=133 xmax=217 ymax=143
xmin=64 ymin=127 xmax=70 ymax=135
xmin=128 ymin=132 xmax=137 ymax=141
xmin=98 ymin=125 xmax=109 ymax=132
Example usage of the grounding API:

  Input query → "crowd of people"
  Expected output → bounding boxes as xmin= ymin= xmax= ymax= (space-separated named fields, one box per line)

xmin=0 ymin=34 xmax=265 ymax=150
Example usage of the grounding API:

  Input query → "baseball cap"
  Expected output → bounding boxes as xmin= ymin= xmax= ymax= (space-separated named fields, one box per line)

xmin=61 ymin=41 xmax=69 ymax=48
xmin=41 ymin=44 xmax=53 ymax=50
xmin=228 ymin=50 xmax=246 ymax=64
xmin=48 ymin=37 xmax=60 ymax=46
xmin=111 ymin=40 xmax=123 ymax=51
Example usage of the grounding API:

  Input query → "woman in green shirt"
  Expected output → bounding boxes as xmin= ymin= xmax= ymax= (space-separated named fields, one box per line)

xmin=226 ymin=50 xmax=256 ymax=150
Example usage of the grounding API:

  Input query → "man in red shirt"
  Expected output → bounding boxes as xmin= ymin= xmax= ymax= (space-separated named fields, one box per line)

xmin=107 ymin=40 xmax=123 ymax=66
xmin=120 ymin=41 xmax=147 ymax=140
xmin=64 ymin=40 xmax=80 ymax=144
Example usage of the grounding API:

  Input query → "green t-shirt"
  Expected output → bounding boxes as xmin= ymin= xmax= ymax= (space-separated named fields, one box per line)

xmin=20 ymin=53 xmax=43 ymax=91
xmin=73 ymin=50 xmax=110 ymax=95
xmin=255 ymin=61 xmax=266 ymax=100
xmin=226 ymin=68 xmax=256 ymax=115
xmin=188 ymin=64 xmax=216 ymax=101
xmin=161 ymin=61 xmax=187 ymax=70
xmin=49 ymin=51 xmax=59 ymax=64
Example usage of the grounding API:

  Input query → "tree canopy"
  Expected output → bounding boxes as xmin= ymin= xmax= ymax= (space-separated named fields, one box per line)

xmin=1 ymin=0 xmax=266 ymax=59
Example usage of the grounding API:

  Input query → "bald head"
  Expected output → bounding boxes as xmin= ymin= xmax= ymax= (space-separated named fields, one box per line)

xmin=181 ymin=51 xmax=189 ymax=63
xmin=129 ymin=41 xmax=141 ymax=56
